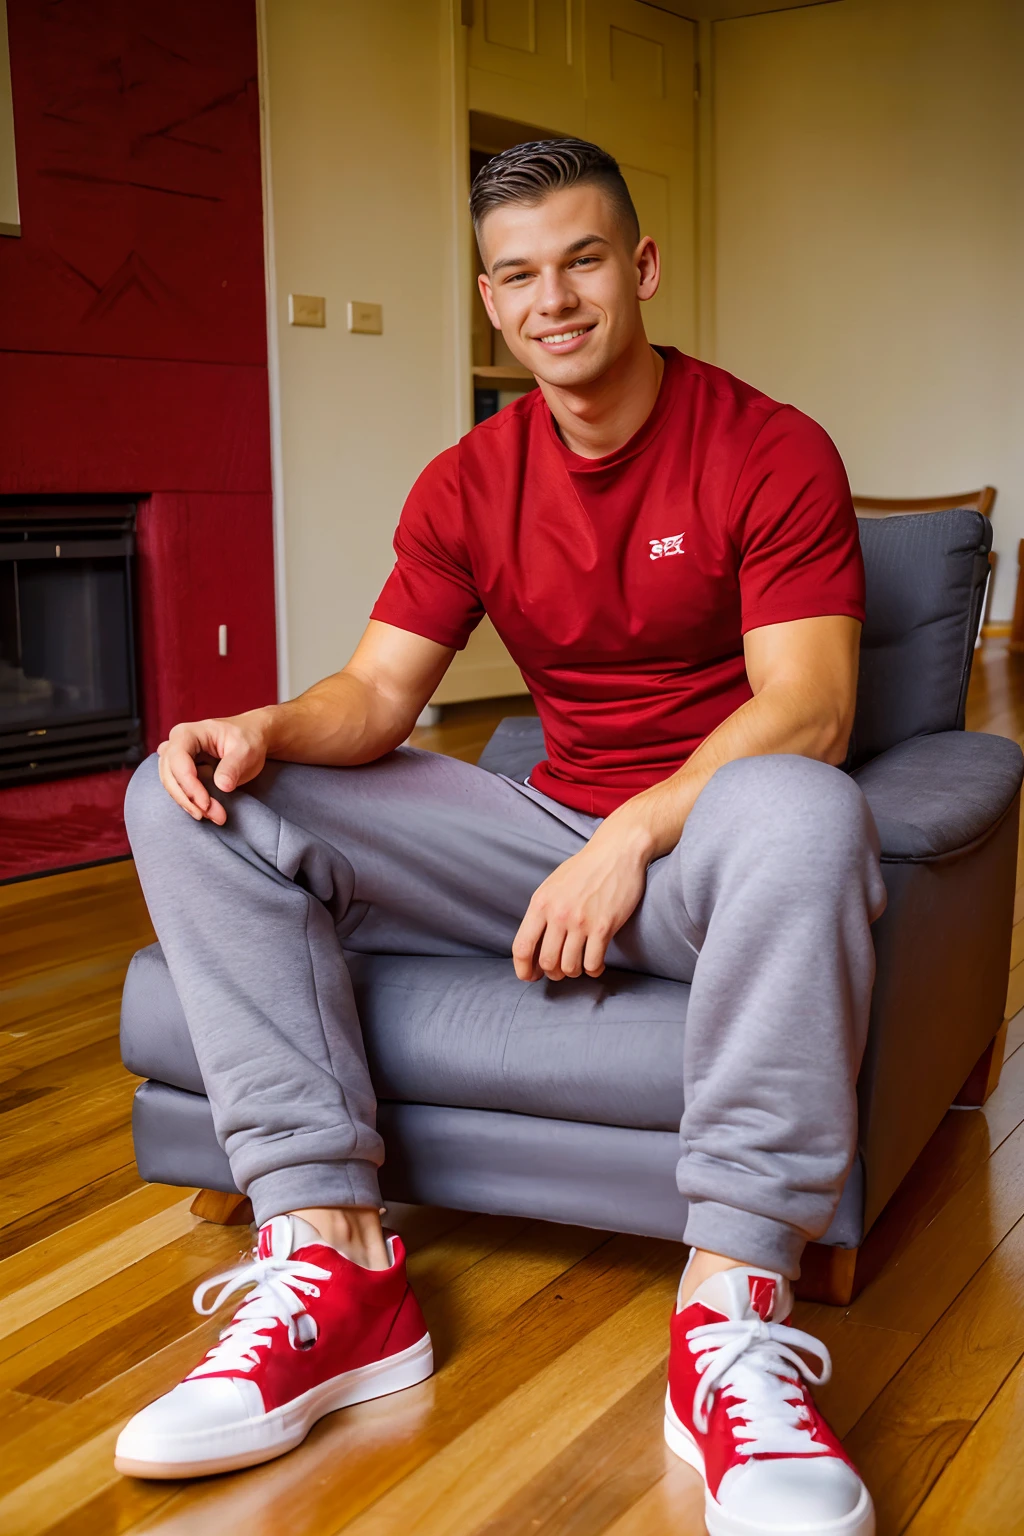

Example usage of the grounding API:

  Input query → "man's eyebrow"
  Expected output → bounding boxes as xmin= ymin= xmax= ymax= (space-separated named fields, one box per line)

xmin=490 ymin=233 xmax=611 ymax=275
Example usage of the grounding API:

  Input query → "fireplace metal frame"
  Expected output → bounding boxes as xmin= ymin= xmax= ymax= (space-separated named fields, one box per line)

xmin=0 ymin=498 xmax=144 ymax=788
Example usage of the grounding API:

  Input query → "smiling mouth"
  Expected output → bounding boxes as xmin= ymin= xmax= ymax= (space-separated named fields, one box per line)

xmin=534 ymin=325 xmax=596 ymax=346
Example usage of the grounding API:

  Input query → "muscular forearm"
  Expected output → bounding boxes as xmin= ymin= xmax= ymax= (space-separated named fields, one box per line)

xmin=251 ymin=668 xmax=416 ymax=768
xmin=599 ymin=678 xmax=852 ymax=864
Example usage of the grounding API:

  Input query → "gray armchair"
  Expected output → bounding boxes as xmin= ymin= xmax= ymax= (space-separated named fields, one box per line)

xmin=120 ymin=509 xmax=1023 ymax=1304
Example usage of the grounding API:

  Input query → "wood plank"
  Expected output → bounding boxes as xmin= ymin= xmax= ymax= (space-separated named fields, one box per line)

xmin=1005 ymin=1005 xmax=1024 ymax=1062
xmin=1007 ymin=958 xmax=1024 ymax=1024
xmin=0 ymin=1108 xmax=139 ymax=1231
xmin=598 ymin=1464 xmax=707 ymax=1536
xmin=340 ymin=1276 xmax=677 ymax=1536
xmin=0 ymin=1162 xmax=144 ymax=1265
xmin=1012 ymin=915 xmax=1024 ymax=972
xmin=0 ymin=1223 xmax=246 ymax=1402
xmin=0 ymin=1425 xmax=124 ymax=1536
xmin=851 ymin=1116 xmax=1024 ymax=1337
xmin=0 ymin=859 xmax=141 ymax=913
xmin=845 ymin=1209 xmax=1024 ymax=1530
xmin=0 ymin=1196 xmax=196 ymax=1341
xmin=465 ymin=1363 xmax=670 ymax=1535
xmin=903 ymin=1353 xmax=1024 ymax=1534
xmin=0 ymin=1179 xmax=184 ymax=1300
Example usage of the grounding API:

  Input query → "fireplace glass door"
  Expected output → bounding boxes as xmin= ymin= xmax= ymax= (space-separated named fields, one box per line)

xmin=0 ymin=502 xmax=143 ymax=785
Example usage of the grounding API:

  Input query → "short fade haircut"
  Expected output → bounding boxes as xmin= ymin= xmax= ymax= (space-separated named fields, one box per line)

xmin=469 ymin=138 xmax=640 ymax=250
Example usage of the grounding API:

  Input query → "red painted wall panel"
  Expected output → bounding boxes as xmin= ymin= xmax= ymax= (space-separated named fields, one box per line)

xmin=0 ymin=1 xmax=276 ymax=880
xmin=0 ymin=353 xmax=271 ymax=496
xmin=136 ymin=493 xmax=278 ymax=747
xmin=0 ymin=0 xmax=267 ymax=364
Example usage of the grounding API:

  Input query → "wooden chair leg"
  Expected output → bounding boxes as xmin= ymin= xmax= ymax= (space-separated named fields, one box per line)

xmin=953 ymin=1018 xmax=1008 ymax=1108
xmin=796 ymin=1201 xmax=906 ymax=1307
xmin=190 ymin=1189 xmax=253 ymax=1226
xmin=794 ymin=1244 xmax=862 ymax=1307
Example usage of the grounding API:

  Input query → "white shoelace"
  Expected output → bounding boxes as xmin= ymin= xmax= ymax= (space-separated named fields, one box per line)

xmin=687 ymin=1317 xmax=832 ymax=1456
xmin=187 ymin=1251 xmax=333 ymax=1378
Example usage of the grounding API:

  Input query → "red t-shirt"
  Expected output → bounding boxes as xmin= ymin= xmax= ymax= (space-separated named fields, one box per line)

xmin=372 ymin=346 xmax=864 ymax=817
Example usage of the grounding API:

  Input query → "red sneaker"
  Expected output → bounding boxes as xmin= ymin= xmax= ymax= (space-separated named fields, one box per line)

xmin=115 ymin=1215 xmax=432 ymax=1479
xmin=665 ymin=1264 xmax=874 ymax=1535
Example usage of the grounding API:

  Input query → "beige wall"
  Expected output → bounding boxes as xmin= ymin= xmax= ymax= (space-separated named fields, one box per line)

xmin=259 ymin=0 xmax=469 ymax=698
xmin=712 ymin=0 xmax=1024 ymax=618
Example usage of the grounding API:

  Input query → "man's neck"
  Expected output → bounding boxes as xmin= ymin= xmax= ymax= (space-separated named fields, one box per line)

xmin=538 ymin=336 xmax=665 ymax=460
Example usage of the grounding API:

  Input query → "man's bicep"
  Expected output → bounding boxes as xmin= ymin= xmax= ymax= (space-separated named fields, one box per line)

xmin=345 ymin=620 xmax=456 ymax=716
xmin=743 ymin=614 xmax=861 ymax=705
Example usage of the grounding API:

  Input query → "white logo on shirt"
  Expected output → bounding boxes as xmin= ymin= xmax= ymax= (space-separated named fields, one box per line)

xmin=649 ymin=532 xmax=685 ymax=560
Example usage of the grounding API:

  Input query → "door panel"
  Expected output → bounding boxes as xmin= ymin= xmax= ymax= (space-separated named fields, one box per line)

xmin=470 ymin=0 xmax=582 ymax=92
xmin=468 ymin=0 xmax=586 ymax=135
xmin=585 ymin=0 xmax=695 ymax=152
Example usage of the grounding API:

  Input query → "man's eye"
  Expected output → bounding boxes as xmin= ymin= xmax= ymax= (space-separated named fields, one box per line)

xmin=571 ymin=257 xmax=598 ymax=267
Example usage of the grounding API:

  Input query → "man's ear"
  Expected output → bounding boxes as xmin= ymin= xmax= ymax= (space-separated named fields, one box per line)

xmin=635 ymin=235 xmax=661 ymax=303
xmin=477 ymin=270 xmax=502 ymax=330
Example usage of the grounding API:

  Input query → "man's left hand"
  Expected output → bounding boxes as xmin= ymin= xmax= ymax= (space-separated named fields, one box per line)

xmin=512 ymin=821 xmax=652 ymax=982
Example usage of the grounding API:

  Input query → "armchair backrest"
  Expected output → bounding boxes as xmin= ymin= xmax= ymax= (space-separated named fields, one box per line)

xmin=851 ymin=508 xmax=992 ymax=765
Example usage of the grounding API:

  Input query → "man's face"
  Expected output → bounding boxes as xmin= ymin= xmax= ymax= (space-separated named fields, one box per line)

xmin=476 ymin=182 xmax=659 ymax=389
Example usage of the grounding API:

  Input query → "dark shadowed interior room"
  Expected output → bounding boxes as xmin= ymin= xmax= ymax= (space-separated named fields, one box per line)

xmin=2 ymin=1 xmax=1024 ymax=1533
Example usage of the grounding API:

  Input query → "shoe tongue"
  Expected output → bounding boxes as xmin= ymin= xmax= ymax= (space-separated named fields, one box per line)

xmin=686 ymin=1265 xmax=793 ymax=1323
xmin=257 ymin=1214 xmax=322 ymax=1260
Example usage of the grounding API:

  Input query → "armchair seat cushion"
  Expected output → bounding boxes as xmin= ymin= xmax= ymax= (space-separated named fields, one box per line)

xmin=122 ymin=947 xmax=692 ymax=1134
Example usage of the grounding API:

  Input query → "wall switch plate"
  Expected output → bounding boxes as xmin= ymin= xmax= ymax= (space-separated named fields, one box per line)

xmin=347 ymin=300 xmax=383 ymax=334
xmin=288 ymin=293 xmax=325 ymax=327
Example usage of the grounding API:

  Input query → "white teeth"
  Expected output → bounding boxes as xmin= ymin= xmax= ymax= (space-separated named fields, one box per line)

xmin=538 ymin=329 xmax=588 ymax=344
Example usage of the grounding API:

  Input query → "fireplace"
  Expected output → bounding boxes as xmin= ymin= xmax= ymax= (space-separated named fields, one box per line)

xmin=0 ymin=500 xmax=144 ymax=787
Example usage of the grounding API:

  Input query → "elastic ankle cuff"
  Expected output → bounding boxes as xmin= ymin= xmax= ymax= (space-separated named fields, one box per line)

xmin=683 ymin=1200 xmax=805 ymax=1281
xmin=246 ymin=1160 xmax=383 ymax=1229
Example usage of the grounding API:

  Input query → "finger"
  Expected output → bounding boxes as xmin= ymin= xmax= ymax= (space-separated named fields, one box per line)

xmin=583 ymin=930 xmax=609 ymax=978
xmin=559 ymin=929 xmax=586 ymax=979
xmin=165 ymin=746 xmax=213 ymax=817
xmin=212 ymin=743 xmax=252 ymax=793
xmin=158 ymin=755 xmax=203 ymax=821
xmin=512 ymin=908 xmax=546 ymax=982
xmin=538 ymin=920 xmax=569 ymax=981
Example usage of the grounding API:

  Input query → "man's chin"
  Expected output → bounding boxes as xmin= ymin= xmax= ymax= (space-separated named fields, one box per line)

xmin=530 ymin=347 xmax=610 ymax=391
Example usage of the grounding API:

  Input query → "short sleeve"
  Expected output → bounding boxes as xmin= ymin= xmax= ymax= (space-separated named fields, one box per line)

xmin=370 ymin=446 xmax=485 ymax=650
xmin=730 ymin=406 xmax=865 ymax=634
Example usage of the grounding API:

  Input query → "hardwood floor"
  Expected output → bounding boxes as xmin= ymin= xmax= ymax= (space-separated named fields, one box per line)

xmin=2 ymin=659 xmax=1024 ymax=1535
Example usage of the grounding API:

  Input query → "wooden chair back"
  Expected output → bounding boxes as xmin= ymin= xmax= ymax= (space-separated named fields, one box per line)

xmin=852 ymin=487 xmax=996 ymax=519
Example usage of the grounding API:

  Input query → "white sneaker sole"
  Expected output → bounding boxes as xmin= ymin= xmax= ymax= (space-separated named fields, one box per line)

xmin=115 ymin=1332 xmax=433 ymax=1480
xmin=663 ymin=1393 xmax=875 ymax=1536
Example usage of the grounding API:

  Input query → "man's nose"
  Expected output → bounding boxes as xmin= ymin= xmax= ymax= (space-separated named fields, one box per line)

xmin=535 ymin=269 xmax=578 ymax=315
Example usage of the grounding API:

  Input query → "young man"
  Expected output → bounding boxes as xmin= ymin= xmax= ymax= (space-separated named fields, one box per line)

xmin=118 ymin=140 xmax=883 ymax=1535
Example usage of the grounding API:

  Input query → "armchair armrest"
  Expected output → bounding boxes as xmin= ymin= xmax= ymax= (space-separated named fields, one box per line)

xmin=851 ymin=731 xmax=1023 ymax=859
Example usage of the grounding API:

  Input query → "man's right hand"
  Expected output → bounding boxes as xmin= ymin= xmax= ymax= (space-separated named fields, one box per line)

xmin=152 ymin=621 xmax=456 ymax=825
xmin=157 ymin=711 xmax=272 ymax=824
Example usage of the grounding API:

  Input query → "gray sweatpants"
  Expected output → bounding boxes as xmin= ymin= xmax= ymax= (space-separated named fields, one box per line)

xmin=124 ymin=747 xmax=886 ymax=1278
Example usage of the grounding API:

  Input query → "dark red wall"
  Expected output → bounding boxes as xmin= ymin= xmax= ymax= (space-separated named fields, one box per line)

xmin=0 ymin=0 xmax=276 ymax=880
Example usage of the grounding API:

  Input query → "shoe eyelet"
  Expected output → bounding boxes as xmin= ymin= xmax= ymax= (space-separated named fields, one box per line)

xmin=291 ymin=1313 xmax=319 ymax=1351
